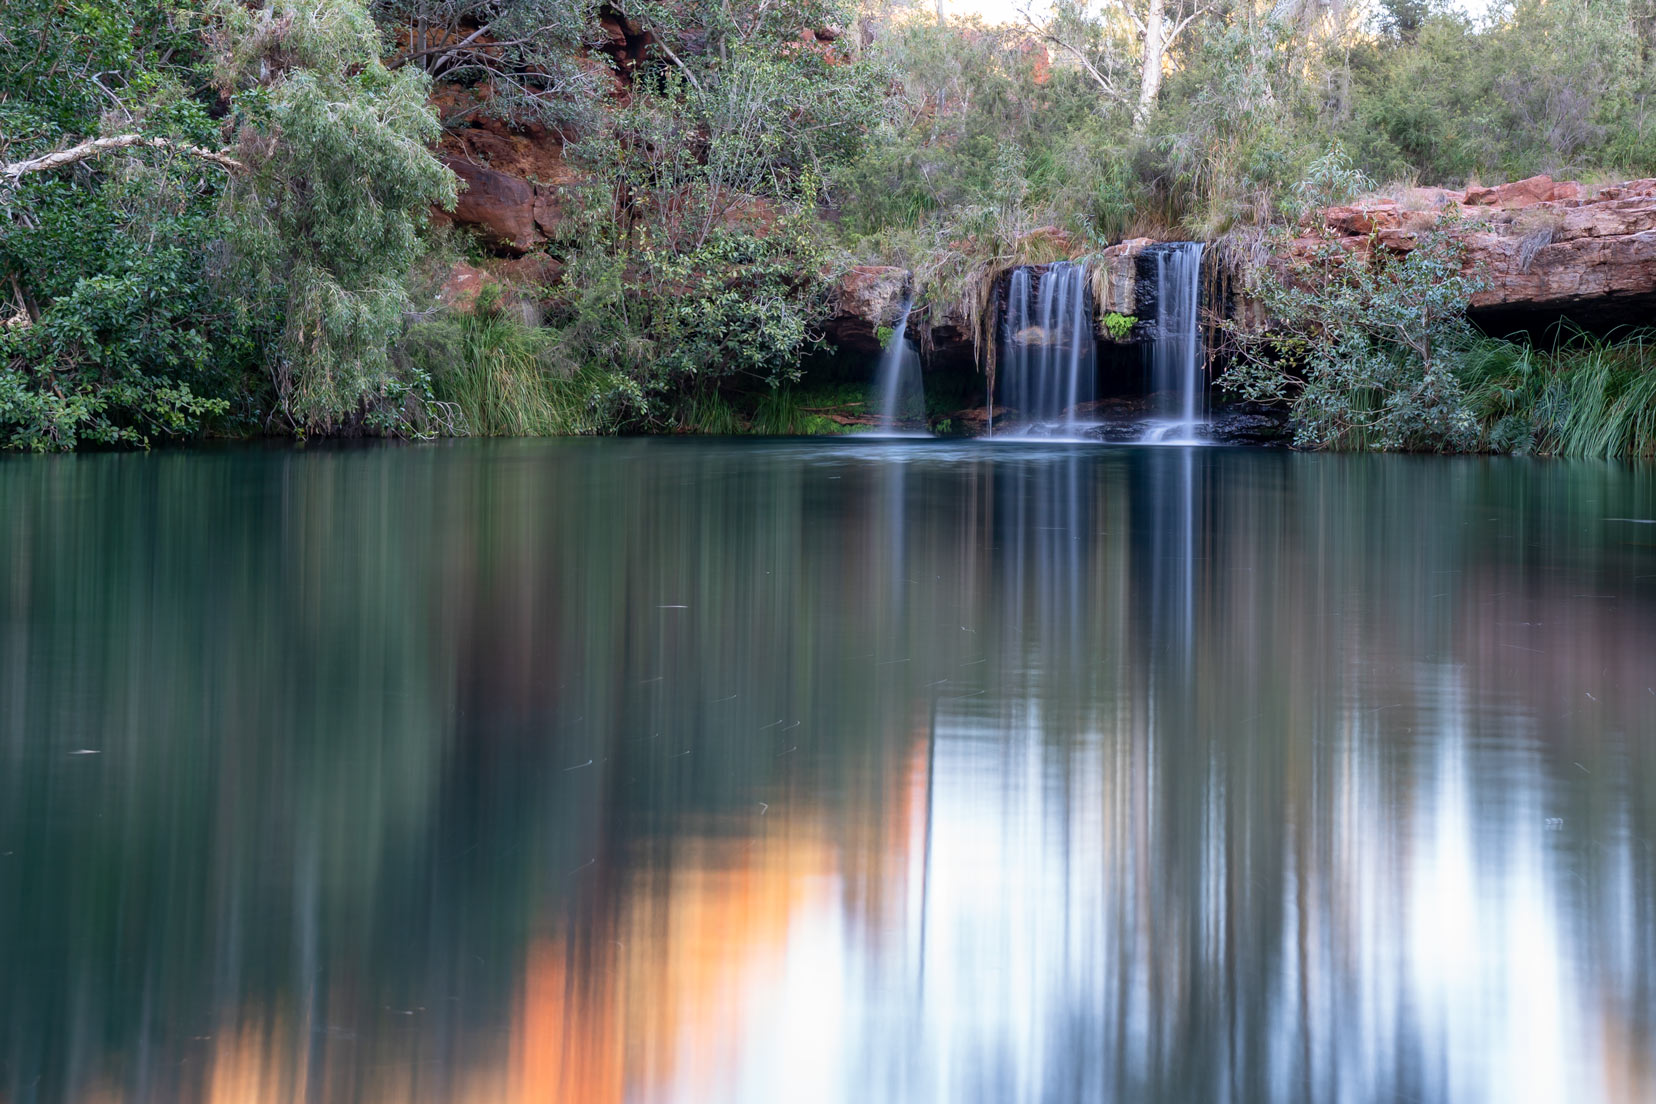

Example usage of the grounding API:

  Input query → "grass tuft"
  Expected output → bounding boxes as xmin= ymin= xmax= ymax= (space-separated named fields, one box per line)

xmin=1459 ymin=328 xmax=1656 ymax=458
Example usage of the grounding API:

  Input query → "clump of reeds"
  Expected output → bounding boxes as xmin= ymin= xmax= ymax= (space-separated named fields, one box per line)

xmin=407 ymin=285 xmax=600 ymax=436
xmin=1460 ymin=327 xmax=1656 ymax=458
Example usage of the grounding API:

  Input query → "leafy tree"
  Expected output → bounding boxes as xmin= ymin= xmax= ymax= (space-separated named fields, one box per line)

xmin=1376 ymin=0 xmax=1437 ymax=43
xmin=0 ymin=0 xmax=457 ymax=448
xmin=0 ymin=0 xmax=254 ymax=449
xmin=1220 ymin=222 xmax=1485 ymax=451
xmin=215 ymin=1 xmax=457 ymax=432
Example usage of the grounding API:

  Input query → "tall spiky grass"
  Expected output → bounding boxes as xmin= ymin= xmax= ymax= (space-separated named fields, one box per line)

xmin=678 ymin=390 xmax=743 ymax=434
xmin=1459 ymin=328 xmax=1656 ymax=458
xmin=409 ymin=288 xmax=599 ymax=437
xmin=749 ymin=387 xmax=845 ymax=436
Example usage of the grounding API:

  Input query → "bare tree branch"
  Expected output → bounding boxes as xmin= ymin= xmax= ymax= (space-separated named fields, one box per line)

xmin=390 ymin=20 xmax=497 ymax=68
xmin=1166 ymin=6 xmax=1206 ymax=48
xmin=651 ymin=35 xmax=706 ymax=99
xmin=1017 ymin=1 xmax=1124 ymax=100
xmin=2 ymin=134 xmax=245 ymax=184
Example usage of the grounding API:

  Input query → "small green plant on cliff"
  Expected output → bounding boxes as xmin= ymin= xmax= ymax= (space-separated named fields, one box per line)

xmin=1220 ymin=221 xmax=1486 ymax=451
xmin=1102 ymin=312 xmax=1137 ymax=341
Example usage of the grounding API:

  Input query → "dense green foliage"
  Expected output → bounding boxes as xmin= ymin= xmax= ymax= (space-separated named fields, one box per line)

xmin=2 ymin=0 xmax=1653 ymax=450
xmin=537 ymin=3 xmax=883 ymax=430
xmin=1219 ymin=224 xmax=1485 ymax=451
xmin=1219 ymin=225 xmax=1656 ymax=456
xmin=1 ymin=0 xmax=455 ymax=448
xmin=0 ymin=1 xmax=252 ymax=449
xmin=833 ymin=0 xmax=1655 ymax=247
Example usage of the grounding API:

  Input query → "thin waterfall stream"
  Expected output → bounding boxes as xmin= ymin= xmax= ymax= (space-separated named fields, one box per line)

xmin=1142 ymin=242 xmax=1207 ymax=443
xmin=872 ymin=299 xmax=928 ymax=437
xmin=995 ymin=261 xmax=1095 ymax=437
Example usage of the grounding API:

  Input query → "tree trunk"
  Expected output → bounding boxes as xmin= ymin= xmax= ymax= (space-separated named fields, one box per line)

xmin=1136 ymin=0 xmax=1165 ymax=128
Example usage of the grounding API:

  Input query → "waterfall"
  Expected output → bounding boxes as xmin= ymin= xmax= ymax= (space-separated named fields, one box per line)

xmin=996 ymin=261 xmax=1096 ymax=436
xmin=873 ymin=300 xmax=928 ymax=437
xmin=1143 ymin=243 xmax=1207 ymax=443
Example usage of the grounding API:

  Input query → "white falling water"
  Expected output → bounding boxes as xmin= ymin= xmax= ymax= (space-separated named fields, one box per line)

xmin=872 ymin=300 xmax=928 ymax=437
xmin=1142 ymin=243 xmax=1207 ymax=444
xmin=996 ymin=262 xmax=1096 ymax=437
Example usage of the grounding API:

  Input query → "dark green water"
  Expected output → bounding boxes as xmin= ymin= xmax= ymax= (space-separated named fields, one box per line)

xmin=3 ymin=439 xmax=1655 ymax=1104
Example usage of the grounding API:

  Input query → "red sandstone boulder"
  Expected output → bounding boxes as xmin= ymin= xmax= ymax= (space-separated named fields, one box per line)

xmin=436 ymin=260 xmax=496 ymax=312
xmin=1462 ymin=175 xmax=1580 ymax=208
xmin=443 ymin=157 xmax=538 ymax=253
xmin=825 ymin=266 xmax=912 ymax=354
xmin=434 ymin=110 xmax=587 ymax=253
xmin=435 ymin=255 xmax=563 ymax=320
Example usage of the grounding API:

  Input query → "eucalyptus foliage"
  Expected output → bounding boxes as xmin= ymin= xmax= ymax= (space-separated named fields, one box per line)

xmin=217 ymin=1 xmax=456 ymax=432
xmin=1 ymin=0 xmax=457 ymax=448
xmin=1219 ymin=224 xmax=1485 ymax=451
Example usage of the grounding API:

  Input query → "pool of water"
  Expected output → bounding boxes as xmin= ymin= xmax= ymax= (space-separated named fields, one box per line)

xmin=2 ymin=438 xmax=1654 ymax=1103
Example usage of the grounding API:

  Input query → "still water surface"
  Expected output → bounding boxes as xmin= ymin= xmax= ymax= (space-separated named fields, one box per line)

xmin=3 ymin=440 xmax=1655 ymax=1104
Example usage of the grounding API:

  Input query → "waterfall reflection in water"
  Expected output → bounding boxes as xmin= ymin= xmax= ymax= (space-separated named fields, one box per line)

xmin=2 ymin=440 xmax=1655 ymax=1104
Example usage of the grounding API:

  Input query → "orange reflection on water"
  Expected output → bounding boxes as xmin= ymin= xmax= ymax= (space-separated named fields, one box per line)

xmin=205 ymin=1019 xmax=299 ymax=1104
xmin=510 ymin=734 xmax=930 ymax=1104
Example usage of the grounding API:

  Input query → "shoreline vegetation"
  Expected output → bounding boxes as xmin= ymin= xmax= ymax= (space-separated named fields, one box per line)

xmin=2 ymin=0 xmax=1654 ymax=455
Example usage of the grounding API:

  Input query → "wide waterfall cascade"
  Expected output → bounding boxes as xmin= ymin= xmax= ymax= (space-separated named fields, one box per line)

xmin=872 ymin=300 xmax=929 ymax=437
xmin=1142 ymin=242 xmax=1207 ymax=444
xmin=996 ymin=261 xmax=1096 ymax=437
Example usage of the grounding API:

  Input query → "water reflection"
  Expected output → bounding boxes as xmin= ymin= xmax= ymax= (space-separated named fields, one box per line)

xmin=2 ymin=442 xmax=1654 ymax=1103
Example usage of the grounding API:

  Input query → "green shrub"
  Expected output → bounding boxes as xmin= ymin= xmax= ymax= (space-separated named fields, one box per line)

xmin=1220 ymin=222 xmax=1485 ymax=451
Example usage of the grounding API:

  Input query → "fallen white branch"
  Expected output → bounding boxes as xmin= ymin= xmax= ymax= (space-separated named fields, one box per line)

xmin=2 ymin=134 xmax=245 ymax=183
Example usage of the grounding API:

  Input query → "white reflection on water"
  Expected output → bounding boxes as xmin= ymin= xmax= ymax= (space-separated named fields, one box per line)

xmin=617 ymin=686 xmax=1641 ymax=1104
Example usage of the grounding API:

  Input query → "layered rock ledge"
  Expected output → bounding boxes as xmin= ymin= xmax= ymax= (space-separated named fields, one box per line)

xmin=1294 ymin=175 xmax=1656 ymax=333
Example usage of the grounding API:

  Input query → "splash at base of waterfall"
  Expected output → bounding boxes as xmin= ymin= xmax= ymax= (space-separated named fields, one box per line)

xmin=1137 ymin=419 xmax=1212 ymax=446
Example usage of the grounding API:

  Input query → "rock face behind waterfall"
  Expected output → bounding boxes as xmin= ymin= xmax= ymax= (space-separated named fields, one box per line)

xmin=1284 ymin=176 xmax=1656 ymax=333
xmin=824 ymin=266 xmax=912 ymax=355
